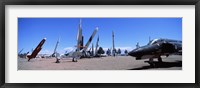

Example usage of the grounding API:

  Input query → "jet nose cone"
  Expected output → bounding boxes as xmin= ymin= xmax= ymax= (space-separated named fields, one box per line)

xmin=128 ymin=48 xmax=143 ymax=57
xmin=128 ymin=50 xmax=138 ymax=57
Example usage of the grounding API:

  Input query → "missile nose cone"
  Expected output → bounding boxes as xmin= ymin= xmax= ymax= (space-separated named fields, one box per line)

xmin=96 ymin=27 xmax=99 ymax=31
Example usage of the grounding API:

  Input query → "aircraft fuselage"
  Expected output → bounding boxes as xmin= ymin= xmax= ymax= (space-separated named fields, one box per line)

xmin=128 ymin=38 xmax=182 ymax=60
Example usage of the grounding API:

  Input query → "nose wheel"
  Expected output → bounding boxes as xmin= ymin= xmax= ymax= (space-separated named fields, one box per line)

xmin=149 ymin=58 xmax=155 ymax=67
xmin=146 ymin=57 xmax=163 ymax=67
xmin=55 ymin=59 xmax=60 ymax=63
xmin=158 ymin=56 xmax=163 ymax=63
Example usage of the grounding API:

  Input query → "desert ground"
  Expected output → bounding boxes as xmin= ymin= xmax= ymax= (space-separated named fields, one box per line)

xmin=18 ymin=55 xmax=182 ymax=70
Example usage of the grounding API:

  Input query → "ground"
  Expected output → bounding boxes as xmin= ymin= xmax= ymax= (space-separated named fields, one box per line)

xmin=18 ymin=55 xmax=182 ymax=70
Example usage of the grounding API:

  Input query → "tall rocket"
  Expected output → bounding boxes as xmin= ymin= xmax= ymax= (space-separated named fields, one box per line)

xmin=77 ymin=19 xmax=83 ymax=51
xmin=112 ymin=31 xmax=115 ymax=56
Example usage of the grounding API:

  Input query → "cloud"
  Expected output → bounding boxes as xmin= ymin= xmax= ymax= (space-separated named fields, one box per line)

xmin=115 ymin=47 xmax=134 ymax=51
xmin=64 ymin=47 xmax=75 ymax=52
xmin=102 ymin=48 xmax=108 ymax=50
xmin=40 ymin=49 xmax=51 ymax=54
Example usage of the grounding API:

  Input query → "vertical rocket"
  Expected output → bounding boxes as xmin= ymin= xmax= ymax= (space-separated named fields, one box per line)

xmin=27 ymin=38 xmax=46 ymax=61
xmin=77 ymin=19 xmax=83 ymax=51
xmin=112 ymin=31 xmax=115 ymax=56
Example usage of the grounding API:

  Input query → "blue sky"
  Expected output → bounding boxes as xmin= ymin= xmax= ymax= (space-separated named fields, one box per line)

xmin=18 ymin=18 xmax=182 ymax=54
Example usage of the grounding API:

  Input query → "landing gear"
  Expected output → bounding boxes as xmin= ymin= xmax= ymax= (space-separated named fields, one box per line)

xmin=158 ymin=56 xmax=163 ymax=63
xmin=55 ymin=58 xmax=60 ymax=63
xmin=54 ymin=52 xmax=61 ymax=63
xmin=55 ymin=57 xmax=60 ymax=63
xmin=149 ymin=58 xmax=155 ymax=67
xmin=72 ymin=55 xmax=80 ymax=62
xmin=72 ymin=58 xmax=78 ymax=62
xmin=147 ymin=57 xmax=163 ymax=67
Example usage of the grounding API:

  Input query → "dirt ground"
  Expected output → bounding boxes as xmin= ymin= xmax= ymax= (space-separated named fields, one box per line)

xmin=18 ymin=55 xmax=182 ymax=70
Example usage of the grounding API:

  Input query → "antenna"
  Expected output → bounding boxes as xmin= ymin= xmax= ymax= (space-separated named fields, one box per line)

xmin=136 ymin=42 xmax=140 ymax=48
xmin=149 ymin=36 xmax=151 ymax=42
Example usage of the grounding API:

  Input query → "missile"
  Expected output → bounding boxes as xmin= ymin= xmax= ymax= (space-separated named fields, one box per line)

xmin=112 ymin=31 xmax=115 ymax=49
xmin=27 ymin=38 xmax=46 ymax=61
xmin=52 ymin=37 xmax=60 ymax=56
xmin=77 ymin=19 xmax=82 ymax=51
xmin=80 ymin=36 xmax=84 ymax=50
xmin=95 ymin=35 xmax=99 ymax=56
xmin=74 ymin=19 xmax=98 ymax=59
xmin=112 ymin=31 xmax=115 ymax=56
xmin=83 ymin=27 xmax=98 ymax=51
xmin=18 ymin=48 xmax=24 ymax=55
xmin=92 ymin=43 xmax=94 ymax=56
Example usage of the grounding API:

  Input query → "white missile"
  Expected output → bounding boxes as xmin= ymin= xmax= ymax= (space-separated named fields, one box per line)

xmin=53 ymin=37 xmax=60 ymax=54
xmin=95 ymin=35 xmax=99 ymax=56
xmin=77 ymin=19 xmax=82 ymax=51
xmin=83 ymin=27 xmax=98 ymax=51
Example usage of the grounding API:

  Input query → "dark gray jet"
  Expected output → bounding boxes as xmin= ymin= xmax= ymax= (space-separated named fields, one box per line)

xmin=128 ymin=38 xmax=182 ymax=66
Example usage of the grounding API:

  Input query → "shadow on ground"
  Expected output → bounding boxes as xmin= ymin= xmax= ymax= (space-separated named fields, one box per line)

xmin=128 ymin=61 xmax=182 ymax=70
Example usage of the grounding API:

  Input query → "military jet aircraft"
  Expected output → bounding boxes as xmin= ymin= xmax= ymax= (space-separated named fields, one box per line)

xmin=128 ymin=38 xmax=182 ymax=66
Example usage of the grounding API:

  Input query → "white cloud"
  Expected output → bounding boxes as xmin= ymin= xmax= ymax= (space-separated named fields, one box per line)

xmin=40 ymin=49 xmax=51 ymax=54
xmin=64 ymin=47 xmax=75 ymax=52
xmin=103 ymin=48 xmax=109 ymax=51
xmin=115 ymin=47 xmax=134 ymax=51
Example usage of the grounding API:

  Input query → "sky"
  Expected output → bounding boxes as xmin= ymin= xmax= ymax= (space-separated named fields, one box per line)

xmin=18 ymin=18 xmax=182 ymax=54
